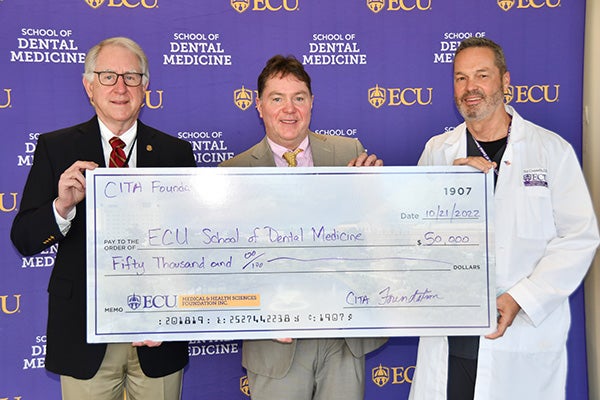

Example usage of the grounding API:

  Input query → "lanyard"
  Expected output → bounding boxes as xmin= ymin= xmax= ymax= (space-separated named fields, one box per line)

xmin=470 ymin=121 xmax=511 ymax=175
xmin=125 ymin=136 xmax=137 ymax=167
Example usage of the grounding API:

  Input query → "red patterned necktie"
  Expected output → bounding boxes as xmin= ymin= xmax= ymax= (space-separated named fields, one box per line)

xmin=109 ymin=136 xmax=128 ymax=168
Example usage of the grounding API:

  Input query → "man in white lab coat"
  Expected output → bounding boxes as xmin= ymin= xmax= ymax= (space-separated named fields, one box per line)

xmin=409 ymin=37 xmax=599 ymax=400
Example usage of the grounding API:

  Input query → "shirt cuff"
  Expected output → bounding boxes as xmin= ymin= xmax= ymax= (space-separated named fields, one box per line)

xmin=53 ymin=198 xmax=75 ymax=236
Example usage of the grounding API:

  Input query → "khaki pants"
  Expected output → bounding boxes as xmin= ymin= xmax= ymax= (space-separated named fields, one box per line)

xmin=247 ymin=338 xmax=364 ymax=400
xmin=60 ymin=343 xmax=183 ymax=400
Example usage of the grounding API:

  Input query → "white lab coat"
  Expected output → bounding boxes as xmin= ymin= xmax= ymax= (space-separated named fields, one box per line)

xmin=409 ymin=106 xmax=599 ymax=400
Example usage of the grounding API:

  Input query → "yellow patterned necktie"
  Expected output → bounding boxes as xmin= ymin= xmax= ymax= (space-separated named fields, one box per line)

xmin=282 ymin=148 xmax=303 ymax=167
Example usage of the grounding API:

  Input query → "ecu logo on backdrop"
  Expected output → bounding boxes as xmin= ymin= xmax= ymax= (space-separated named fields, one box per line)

xmin=504 ymin=86 xmax=515 ymax=103
xmin=367 ymin=0 xmax=432 ymax=12
xmin=85 ymin=0 xmax=159 ymax=8
xmin=231 ymin=0 xmax=250 ymax=12
xmin=239 ymin=375 xmax=251 ymax=396
xmin=372 ymin=364 xmax=390 ymax=387
xmin=1 ymin=294 xmax=21 ymax=315
xmin=367 ymin=0 xmax=385 ymax=13
xmin=1 ymin=89 xmax=12 ymax=109
xmin=368 ymin=85 xmax=387 ymax=108
xmin=0 ymin=192 xmax=18 ymax=212
xmin=234 ymin=86 xmax=255 ymax=111
xmin=504 ymin=84 xmax=559 ymax=104
xmin=369 ymin=84 xmax=433 ymax=107
xmin=498 ymin=0 xmax=560 ymax=10
xmin=231 ymin=0 xmax=299 ymax=12
xmin=144 ymin=90 xmax=164 ymax=110
xmin=86 ymin=0 xmax=104 ymax=8
xmin=372 ymin=364 xmax=415 ymax=386
xmin=497 ymin=0 xmax=514 ymax=10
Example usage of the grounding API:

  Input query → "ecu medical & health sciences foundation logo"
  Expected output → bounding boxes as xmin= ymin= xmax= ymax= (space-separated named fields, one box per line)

xmin=128 ymin=293 xmax=142 ymax=310
xmin=127 ymin=293 xmax=178 ymax=310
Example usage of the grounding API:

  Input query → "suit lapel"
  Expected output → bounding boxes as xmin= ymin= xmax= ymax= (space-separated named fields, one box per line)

xmin=250 ymin=137 xmax=276 ymax=167
xmin=135 ymin=121 xmax=159 ymax=167
xmin=308 ymin=132 xmax=334 ymax=166
xmin=76 ymin=117 xmax=105 ymax=166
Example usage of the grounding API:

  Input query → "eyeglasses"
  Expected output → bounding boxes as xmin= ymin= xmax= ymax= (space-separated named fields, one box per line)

xmin=93 ymin=71 xmax=145 ymax=87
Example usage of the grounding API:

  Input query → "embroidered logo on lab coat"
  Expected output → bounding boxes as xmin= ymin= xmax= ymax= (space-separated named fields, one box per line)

xmin=522 ymin=168 xmax=548 ymax=187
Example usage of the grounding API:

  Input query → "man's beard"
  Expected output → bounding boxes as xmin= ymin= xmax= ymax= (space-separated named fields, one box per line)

xmin=455 ymin=86 xmax=504 ymax=122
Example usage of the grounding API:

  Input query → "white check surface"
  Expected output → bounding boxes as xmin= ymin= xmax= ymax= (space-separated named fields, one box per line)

xmin=86 ymin=166 xmax=495 ymax=342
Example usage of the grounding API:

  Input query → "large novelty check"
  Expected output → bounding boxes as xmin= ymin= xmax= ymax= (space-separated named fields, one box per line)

xmin=86 ymin=166 xmax=495 ymax=343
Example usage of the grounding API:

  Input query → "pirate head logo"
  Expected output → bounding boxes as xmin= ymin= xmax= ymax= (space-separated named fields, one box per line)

xmin=239 ymin=375 xmax=250 ymax=396
xmin=497 ymin=0 xmax=515 ymax=11
xmin=368 ymin=84 xmax=387 ymax=108
xmin=372 ymin=364 xmax=390 ymax=387
xmin=127 ymin=293 xmax=142 ymax=310
xmin=234 ymin=86 xmax=254 ymax=110
xmin=504 ymin=85 xmax=514 ymax=104
xmin=367 ymin=0 xmax=385 ymax=13
xmin=85 ymin=0 xmax=105 ymax=8
xmin=231 ymin=0 xmax=250 ymax=13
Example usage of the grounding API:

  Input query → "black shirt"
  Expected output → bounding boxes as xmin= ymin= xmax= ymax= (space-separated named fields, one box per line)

xmin=448 ymin=131 xmax=507 ymax=359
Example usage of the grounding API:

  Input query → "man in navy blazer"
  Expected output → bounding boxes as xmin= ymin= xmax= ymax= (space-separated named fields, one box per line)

xmin=11 ymin=37 xmax=194 ymax=400
xmin=220 ymin=55 xmax=387 ymax=400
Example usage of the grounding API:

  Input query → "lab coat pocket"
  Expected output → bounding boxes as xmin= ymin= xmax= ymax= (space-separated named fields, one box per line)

xmin=515 ymin=186 xmax=556 ymax=240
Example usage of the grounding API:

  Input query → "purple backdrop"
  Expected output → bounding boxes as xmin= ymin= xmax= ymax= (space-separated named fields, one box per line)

xmin=0 ymin=0 xmax=588 ymax=399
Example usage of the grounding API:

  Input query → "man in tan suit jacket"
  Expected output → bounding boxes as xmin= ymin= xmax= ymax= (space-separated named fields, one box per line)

xmin=220 ymin=55 xmax=387 ymax=400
